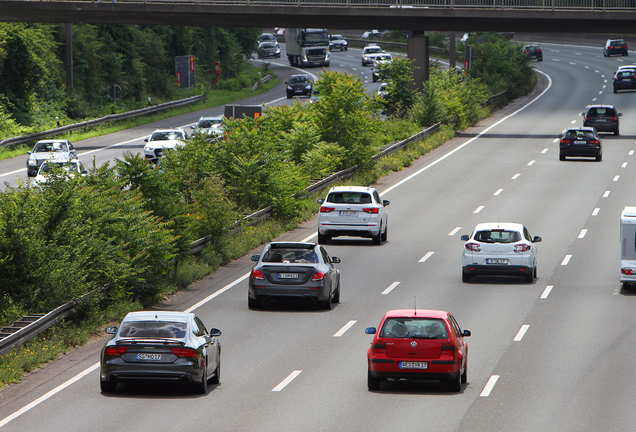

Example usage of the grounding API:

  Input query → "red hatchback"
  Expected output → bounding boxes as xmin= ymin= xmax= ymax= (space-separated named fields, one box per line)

xmin=365 ymin=309 xmax=470 ymax=391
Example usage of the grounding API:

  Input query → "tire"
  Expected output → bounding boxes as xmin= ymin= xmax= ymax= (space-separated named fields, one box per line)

xmin=332 ymin=281 xmax=340 ymax=304
xmin=614 ymin=130 xmax=620 ymax=136
xmin=367 ymin=370 xmax=381 ymax=391
xmin=524 ymin=271 xmax=534 ymax=283
xmin=614 ymin=88 xmax=617 ymax=93
xmin=461 ymin=359 xmax=467 ymax=384
xmin=372 ymin=226 xmax=382 ymax=245
xmin=100 ymin=379 xmax=117 ymax=393
xmin=286 ymin=93 xmax=292 ymax=99
xmin=559 ymin=154 xmax=566 ymax=161
xmin=319 ymin=290 xmax=333 ymax=310
xmin=448 ymin=371 xmax=462 ymax=392
xmin=462 ymin=271 xmax=471 ymax=283
xmin=533 ymin=266 xmax=537 ymax=279
xmin=193 ymin=363 xmax=207 ymax=394
xmin=210 ymin=357 xmax=220 ymax=384
xmin=381 ymin=224 xmax=388 ymax=242
xmin=248 ymin=297 xmax=261 ymax=309
xmin=372 ymin=74 xmax=377 ymax=83
xmin=317 ymin=232 xmax=329 ymax=244
xmin=596 ymin=154 xmax=602 ymax=162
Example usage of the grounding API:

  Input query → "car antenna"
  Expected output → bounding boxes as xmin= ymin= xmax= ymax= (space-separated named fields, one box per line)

xmin=414 ymin=296 xmax=417 ymax=315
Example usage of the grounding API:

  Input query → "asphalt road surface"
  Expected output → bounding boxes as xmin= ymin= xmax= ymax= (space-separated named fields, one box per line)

xmin=1 ymin=41 xmax=635 ymax=432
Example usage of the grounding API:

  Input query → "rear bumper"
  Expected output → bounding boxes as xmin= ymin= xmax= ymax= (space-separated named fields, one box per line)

xmin=101 ymin=362 xmax=203 ymax=384
xmin=318 ymin=224 xmax=381 ymax=238
xmin=463 ymin=264 xmax=533 ymax=277
xmin=560 ymin=146 xmax=601 ymax=157
xmin=249 ymin=283 xmax=330 ymax=302
xmin=584 ymin=121 xmax=618 ymax=132
xmin=368 ymin=357 xmax=459 ymax=381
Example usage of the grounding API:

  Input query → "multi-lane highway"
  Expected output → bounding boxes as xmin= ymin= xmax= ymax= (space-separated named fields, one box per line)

xmin=1 ymin=42 xmax=636 ymax=431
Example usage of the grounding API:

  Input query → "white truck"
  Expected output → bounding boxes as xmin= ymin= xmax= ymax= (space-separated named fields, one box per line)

xmin=285 ymin=28 xmax=330 ymax=68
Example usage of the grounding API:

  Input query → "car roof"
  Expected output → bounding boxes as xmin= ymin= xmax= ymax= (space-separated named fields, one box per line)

xmin=36 ymin=139 xmax=69 ymax=144
xmin=151 ymin=128 xmax=185 ymax=133
xmin=328 ymin=186 xmax=375 ymax=193
xmin=473 ymin=222 xmax=524 ymax=231
xmin=585 ymin=104 xmax=616 ymax=109
xmin=123 ymin=311 xmax=193 ymax=323
xmin=290 ymin=74 xmax=310 ymax=78
xmin=267 ymin=242 xmax=317 ymax=249
xmin=565 ymin=127 xmax=596 ymax=132
xmin=384 ymin=309 xmax=448 ymax=319
xmin=198 ymin=116 xmax=222 ymax=121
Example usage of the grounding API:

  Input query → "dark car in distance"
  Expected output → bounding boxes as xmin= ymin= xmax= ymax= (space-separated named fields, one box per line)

xmin=248 ymin=242 xmax=341 ymax=310
xmin=604 ymin=39 xmax=628 ymax=57
xmin=258 ymin=42 xmax=281 ymax=59
xmin=559 ymin=127 xmax=603 ymax=161
xmin=100 ymin=311 xmax=222 ymax=394
xmin=613 ymin=68 xmax=636 ymax=92
xmin=523 ymin=44 xmax=543 ymax=61
xmin=329 ymin=34 xmax=348 ymax=51
xmin=285 ymin=74 xmax=314 ymax=99
xmin=581 ymin=105 xmax=622 ymax=136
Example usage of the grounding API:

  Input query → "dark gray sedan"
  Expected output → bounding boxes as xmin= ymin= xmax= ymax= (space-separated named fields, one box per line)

xmin=100 ymin=311 xmax=221 ymax=394
xmin=248 ymin=242 xmax=341 ymax=310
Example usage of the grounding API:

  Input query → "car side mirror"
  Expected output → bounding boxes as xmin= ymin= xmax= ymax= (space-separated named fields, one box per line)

xmin=191 ymin=125 xmax=195 ymax=129
xmin=317 ymin=198 xmax=325 ymax=204
xmin=463 ymin=330 xmax=471 ymax=337
xmin=105 ymin=326 xmax=118 ymax=334
xmin=619 ymin=113 xmax=623 ymax=116
xmin=82 ymin=170 xmax=88 ymax=175
xmin=460 ymin=235 xmax=469 ymax=241
xmin=27 ymin=151 xmax=32 ymax=155
xmin=144 ymin=138 xmax=148 ymax=142
xmin=284 ymin=81 xmax=288 ymax=84
xmin=210 ymin=328 xmax=222 ymax=337
xmin=532 ymin=236 xmax=542 ymax=243
xmin=251 ymin=255 xmax=260 ymax=261
xmin=331 ymin=257 xmax=341 ymax=264
xmin=580 ymin=112 xmax=586 ymax=116
xmin=382 ymin=200 xmax=390 ymax=206
xmin=365 ymin=327 xmax=376 ymax=334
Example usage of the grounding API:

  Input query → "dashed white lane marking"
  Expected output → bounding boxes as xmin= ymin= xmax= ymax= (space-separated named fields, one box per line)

xmin=419 ymin=251 xmax=435 ymax=263
xmin=614 ymin=175 xmax=620 ymax=182
xmin=553 ymin=138 xmax=559 ymax=143
xmin=334 ymin=320 xmax=357 ymax=337
xmin=272 ymin=370 xmax=302 ymax=392
xmin=474 ymin=206 xmax=485 ymax=213
xmin=578 ymin=229 xmax=587 ymax=238
xmin=603 ymin=191 xmax=610 ymax=198
xmin=541 ymin=148 xmax=548 ymax=154
xmin=494 ymin=189 xmax=503 ymax=196
xmin=571 ymin=120 xmax=577 ymax=124
xmin=599 ymin=91 xmax=604 ymax=94
xmin=561 ymin=255 xmax=572 ymax=265
xmin=527 ymin=160 xmax=535 ymax=166
xmin=622 ymin=162 xmax=628 ymax=168
xmin=540 ymin=285 xmax=554 ymax=299
xmin=480 ymin=375 xmax=500 ymax=397
xmin=513 ymin=325 xmax=530 ymax=341
xmin=449 ymin=227 xmax=461 ymax=236
xmin=592 ymin=97 xmax=597 ymax=101
xmin=630 ymin=150 xmax=634 ymax=156
xmin=512 ymin=174 xmax=520 ymax=180
xmin=382 ymin=282 xmax=400 ymax=295
xmin=602 ymin=85 xmax=606 ymax=89
xmin=592 ymin=208 xmax=600 ymax=216
xmin=569 ymin=62 xmax=576 ymax=65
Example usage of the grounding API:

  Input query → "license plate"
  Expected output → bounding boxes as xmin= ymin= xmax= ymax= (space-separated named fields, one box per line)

xmin=574 ymin=140 xmax=586 ymax=145
xmin=399 ymin=361 xmax=428 ymax=369
xmin=340 ymin=211 xmax=357 ymax=216
xmin=278 ymin=273 xmax=299 ymax=279
xmin=487 ymin=259 xmax=509 ymax=264
xmin=596 ymin=119 xmax=606 ymax=122
xmin=295 ymin=90 xmax=304 ymax=93
xmin=136 ymin=353 xmax=161 ymax=360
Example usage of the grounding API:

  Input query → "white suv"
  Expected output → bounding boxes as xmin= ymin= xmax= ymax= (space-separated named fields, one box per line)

xmin=460 ymin=222 xmax=541 ymax=283
xmin=143 ymin=129 xmax=188 ymax=161
xmin=317 ymin=186 xmax=389 ymax=245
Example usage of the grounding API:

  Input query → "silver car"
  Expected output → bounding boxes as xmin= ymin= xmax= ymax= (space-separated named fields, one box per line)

xmin=317 ymin=186 xmax=389 ymax=245
xmin=100 ymin=311 xmax=221 ymax=394
xmin=460 ymin=222 xmax=541 ymax=283
xmin=26 ymin=139 xmax=76 ymax=177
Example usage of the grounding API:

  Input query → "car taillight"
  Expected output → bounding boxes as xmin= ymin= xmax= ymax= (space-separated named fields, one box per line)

xmin=514 ymin=244 xmax=532 ymax=253
xmin=371 ymin=342 xmax=386 ymax=354
xmin=362 ymin=207 xmax=379 ymax=214
xmin=441 ymin=344 xmax=456 ymax=358
xmin=251 ymin=270 xmax=265 ymax=280
xmin=320 ymin=206 xmax=336 ymax=213
xmin=589 ymin=139 xmax=599 ymax=144
xmin=611 ymin=116 xmax=617 ymax=121
xmin=585 ymin=115 xmax=590 ymax=121
xmin=465 ymin=242 xmax=480 ymax=252
xmin=622 ymin=268 xmax=636 ymax=275
xmin=311 ymin=271 xmax=326 ymax=281
xmin=104 ymin=346 xmax=129 ymax=356
xmin=170 ymin=347 xmax=197 ymax=357
xmin=561 ymin=138 xmax=572 ymax=144
xmin=537 ymin=49 xmax=542 ymax=53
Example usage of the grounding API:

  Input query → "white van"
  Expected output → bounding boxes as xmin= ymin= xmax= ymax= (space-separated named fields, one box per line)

xmin=620 ymin=206 xmax=636 ymax=287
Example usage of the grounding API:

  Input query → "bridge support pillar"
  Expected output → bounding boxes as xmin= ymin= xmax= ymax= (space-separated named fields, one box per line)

xmin=407 ymin=33 xmax=429 ymax=92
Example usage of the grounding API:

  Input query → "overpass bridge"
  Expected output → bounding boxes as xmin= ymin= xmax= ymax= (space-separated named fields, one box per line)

xmin=1 ymin=0 xmax=636 ymax=33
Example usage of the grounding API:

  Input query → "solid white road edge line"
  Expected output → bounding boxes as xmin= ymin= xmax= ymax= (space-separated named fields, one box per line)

xmin=272 ymin=370 xmax=302 ymax=392
xmin=480 ymin=375 xmax=499 ymax=397
xmin=333 ymin=320 xmax=357 ymax=337
xmin=381 ymin=282 xmax=400 ymax=295
xmin=513 ymin=325 xmax=530 ymax=342
xmin=184 ymin=273 xmax=250 ymax=314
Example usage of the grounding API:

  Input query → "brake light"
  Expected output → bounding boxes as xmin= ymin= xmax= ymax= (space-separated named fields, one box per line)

xmin=611 ymin=116 xmax=617 ymax=121
xmin=371 ymin=342 xmax=386 ymax=354
xmin=441 ymin=343 xmax=456 ymax=359
xmin=585 ymin=115 xmax=590 ymax=121
xmin=170 ymin=347 xmax=197 ymax=357
xmin=311 ymin=271 xmax=326 ymax=281
xmin=362 ymin=207 xmax=379 ymax=214
xmin=465 ymin=242 xmax=480 ymax=252
xmin=622 ymin=268 xmax=636 ymax=275
xmin=589 ymin=139 xmax=599 ymax=144
xmin=104 ymin=346 xmax=129 ymax=356
xmin=320 ymin=206 xmax=336 ymax=213
xmin=514 ymin=244 xmax=532 ymax=253
xmin=561 ymin=138 xmax=572 ymax=144
xmin=251 ymin=270 xmax=265 ymax=280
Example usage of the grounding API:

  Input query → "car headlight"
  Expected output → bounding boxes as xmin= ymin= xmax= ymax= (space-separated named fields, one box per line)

xmin=28 ymin=159 xmax=39 ymax=166
xmin=287 ymin=85 xmax=292 ymax=90
xmin=305 ymin=84 xmax=311 ymax=89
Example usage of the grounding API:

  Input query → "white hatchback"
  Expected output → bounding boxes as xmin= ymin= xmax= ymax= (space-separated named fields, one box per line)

xmin=317 ymin=186 xmax=389 ymax=245
xmin=460 ymin=222 xmax=541 ymax=283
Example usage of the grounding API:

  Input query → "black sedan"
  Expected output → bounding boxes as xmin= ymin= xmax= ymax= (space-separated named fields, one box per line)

xmin=257 ymin=42 xmax=281 ymax=59
xmin=285 ymin=74 xmax=314 ymax=99
xmin=100 ymin=311 xmax=222 ymax=394
xmin=613 ymin=68 xmax=636 ymax=92
xmin=559 ymin=127 xmax=602 ymax=161
xmin=248 ymin=242 xmax=341 ymax=310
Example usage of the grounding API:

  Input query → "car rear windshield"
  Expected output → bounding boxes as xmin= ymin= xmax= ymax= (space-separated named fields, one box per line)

xmin=565 ymin=130 xmax=595 ymax=139
xmin=617 ymin=71 xmax=635 ymax=78
xmin=474 ymin=229 xmax=521 ymax=243
xmin=262 ymin=248 xmax=319 ymax=263
xmin=588 ymin=108 xmax=615 ymax=116
xmin=327 ymin=192 xmax=372 ymax=204
xmin=380 ymin=318 xmax=449 ymax=339
xmin=119 ymin=321 xmax=188 ymax=338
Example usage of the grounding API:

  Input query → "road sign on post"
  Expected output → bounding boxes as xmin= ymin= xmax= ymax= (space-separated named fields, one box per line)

xmin=175 ymin=55 xmax=196 ymax=91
